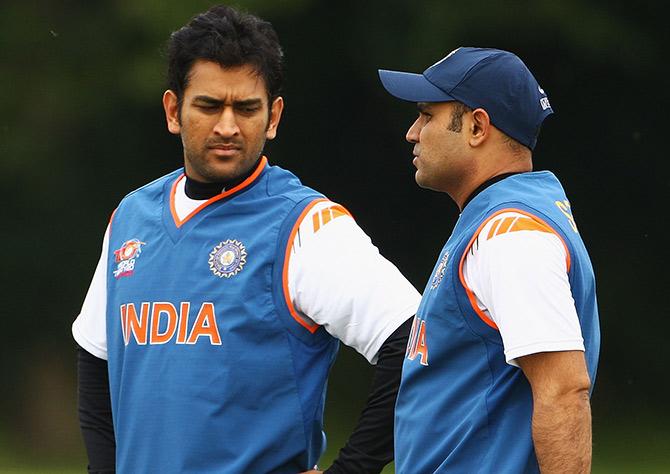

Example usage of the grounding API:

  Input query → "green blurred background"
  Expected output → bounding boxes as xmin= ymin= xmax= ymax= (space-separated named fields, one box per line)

xmin=1 ymin=0 xmax=668 ymax=471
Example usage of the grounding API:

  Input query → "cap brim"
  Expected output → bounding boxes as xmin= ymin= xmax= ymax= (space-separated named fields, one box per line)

xmin=378 ymin=69 xmax=455 ymax=102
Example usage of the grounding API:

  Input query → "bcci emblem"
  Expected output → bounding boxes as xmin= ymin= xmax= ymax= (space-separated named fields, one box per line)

xmin=430 ymin=251 xmax=449 ymax=289
xmin=209 ymin=240 xmax=247 ymax=278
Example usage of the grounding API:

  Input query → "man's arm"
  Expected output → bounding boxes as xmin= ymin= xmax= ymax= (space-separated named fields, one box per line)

xmin=77 ymin=345 xmax=116 ymax=474
xmin=326 ymin=317 xmax=411 ymax=474
xmin=301 ymin=318 xmax=411 ymax=474
xmin=287 ymin=202 xmax=420 ymax=473
xmin=516 ymin=350 xmax=592 ymax=474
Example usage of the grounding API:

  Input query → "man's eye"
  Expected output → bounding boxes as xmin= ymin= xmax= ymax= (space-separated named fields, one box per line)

xmin=197 ymin=104 xmax=219 ymax=111
xmin=240 ymin=106 xmax=260 ymax=114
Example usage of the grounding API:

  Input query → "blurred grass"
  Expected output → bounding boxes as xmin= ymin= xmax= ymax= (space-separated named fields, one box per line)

xmin=591 ymin=419 xmax=670 ymax=474
xmin=1 ymin=418 xmax=668 ymax=473
xmin=318 ymin=411 xmax=670 ymax=474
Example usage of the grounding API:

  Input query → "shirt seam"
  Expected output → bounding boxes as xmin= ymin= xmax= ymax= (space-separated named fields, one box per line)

xmin=362 ymin=302 xmax=417 ymax=364
xmin=505 ymin=338 xmax=585 ymax=359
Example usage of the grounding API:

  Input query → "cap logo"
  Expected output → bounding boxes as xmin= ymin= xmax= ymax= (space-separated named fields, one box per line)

xmin=540 ymin=97 xmax=551 ymax=110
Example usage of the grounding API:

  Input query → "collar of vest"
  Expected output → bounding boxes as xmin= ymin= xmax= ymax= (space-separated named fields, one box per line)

xmin=184 ymin=157 xmax=263 ymax=199
xmin=169 ymin=156 xmax=268 ymax=228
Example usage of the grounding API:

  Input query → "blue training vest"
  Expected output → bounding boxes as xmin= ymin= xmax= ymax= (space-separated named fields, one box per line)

xmin=395 ymin=171 xmax=600 ymax=474
xmin=106 ymin=159 xmax=339 ymax=473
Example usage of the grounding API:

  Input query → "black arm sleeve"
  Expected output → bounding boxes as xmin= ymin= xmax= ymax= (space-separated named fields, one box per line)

xmin=324 ymin=317 xmax=413 ymax=474
xmin=77 ymin=345 xmax=116 ymax=474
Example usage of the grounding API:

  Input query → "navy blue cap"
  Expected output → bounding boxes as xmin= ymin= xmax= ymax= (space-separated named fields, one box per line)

xmin=379 ymin=47 xmax=553 ymax=150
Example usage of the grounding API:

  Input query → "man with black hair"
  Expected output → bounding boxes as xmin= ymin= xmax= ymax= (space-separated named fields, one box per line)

xmin=73 ymin=5 xmax=419 ymax=473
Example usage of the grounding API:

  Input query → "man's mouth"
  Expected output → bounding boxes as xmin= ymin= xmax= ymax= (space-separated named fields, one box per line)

xmin=207 ymin=143 xmax=241 ymax=156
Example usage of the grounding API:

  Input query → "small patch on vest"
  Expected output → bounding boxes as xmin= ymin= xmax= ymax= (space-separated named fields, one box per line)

xmin=430 ymin=251 xmax=449 ymax=289
xmin=209 ymin=240 xmax=247 ymax=278
xmin=113 ymin=239 xmax=146 ymax=279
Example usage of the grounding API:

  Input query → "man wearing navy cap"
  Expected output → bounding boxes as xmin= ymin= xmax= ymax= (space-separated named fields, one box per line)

xmin=379 ymin=47 xmax=600 ymax=473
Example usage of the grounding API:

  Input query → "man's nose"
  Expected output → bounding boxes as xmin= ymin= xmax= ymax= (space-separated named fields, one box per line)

xmin=406 ymin=117 xmax=421 ymax=144
xmin=213 ymin=108 xmax=240 ymax=137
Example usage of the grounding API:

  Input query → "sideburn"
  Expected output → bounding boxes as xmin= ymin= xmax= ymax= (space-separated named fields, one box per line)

xmin=447 ymin=103 xmax=471 ymax=133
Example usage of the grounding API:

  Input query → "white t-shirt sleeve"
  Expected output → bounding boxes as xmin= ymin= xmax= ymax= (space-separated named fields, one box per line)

xmin=462 ymin=211 xmax=584 ymax=366
xmin=287 ymin=201 xmax=421 ymax=363
xmin=72 ymin=226 xmax=110 ymax=360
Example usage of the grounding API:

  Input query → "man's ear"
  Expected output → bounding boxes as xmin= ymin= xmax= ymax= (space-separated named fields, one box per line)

xmin=469 ymin=108 xmax=491 ymax=147
xmin=163 ymin=90 xmax=181 ymax=135
xmin=266 ymin=96 xmax=284 ymax=140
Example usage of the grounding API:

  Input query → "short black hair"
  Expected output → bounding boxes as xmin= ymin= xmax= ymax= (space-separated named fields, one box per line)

xmin=166 ymin=5 xmax=284 ymax=103
xmin=447 ymin=102 xmax=471 ymax=133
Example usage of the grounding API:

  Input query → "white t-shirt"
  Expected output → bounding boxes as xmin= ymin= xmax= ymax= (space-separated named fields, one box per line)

xmin=462 ymin=210 xmax=585 ymax=366
xmin=72 ymin=179 xmax=420 ymax=364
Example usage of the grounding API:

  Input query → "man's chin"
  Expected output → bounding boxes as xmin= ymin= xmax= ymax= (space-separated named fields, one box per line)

xmin=185 ymin=149 xmax=263 ymax=183
xmin=415 ymin=171 xmax=430 ymax=189
xmin=415 ymin=173 xmax=443 ymax=193
xmin=187 ymin=165 xmax=236 ymax=184
xmin=210 ymin=158 xmax=262 ymax=183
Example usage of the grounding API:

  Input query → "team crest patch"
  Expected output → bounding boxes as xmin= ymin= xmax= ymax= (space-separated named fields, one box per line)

xmin=209 ymin=240 xmax=247 ymax=278
xmin=430 ymin=251 xmax=449 ymax=289
xmin=113 ymin=239 xmax=146 ymax=279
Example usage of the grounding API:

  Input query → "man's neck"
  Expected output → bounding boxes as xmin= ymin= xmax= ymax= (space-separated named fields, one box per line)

xmin=184 ymin=158 xmax=261 ymax=200
xmin=456 ymin=150 xmax=533 ymax=210
xmin=459 ymin=172 xmax=523 ymax=210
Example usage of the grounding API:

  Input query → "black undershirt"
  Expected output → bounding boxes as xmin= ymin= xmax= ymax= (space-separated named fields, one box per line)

xmin=325 ymin=318 xmax=412 ymax=474
xmin=77 ymin=347 xmax=115 ymax=474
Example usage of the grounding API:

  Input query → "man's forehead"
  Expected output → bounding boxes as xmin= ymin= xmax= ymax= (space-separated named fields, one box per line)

xmin=185 ymin=60 xmax=269 ymax=100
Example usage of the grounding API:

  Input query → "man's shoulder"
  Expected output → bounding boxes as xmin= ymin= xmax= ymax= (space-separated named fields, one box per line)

xmin=265 ymin=163 xmax=324 ymax=203
xmin=499 ymin=170 xmax=563 ymax=193
xmin=471 ymin=171 xmax=568 ymax=217
xmin=120 ymin=168 xmax=184 ymax=203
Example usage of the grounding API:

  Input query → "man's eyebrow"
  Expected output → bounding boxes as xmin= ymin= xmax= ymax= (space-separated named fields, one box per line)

xmin=192 ymin=95 xmax=223 ymax=105
xmin=233 ymin=98 xmax=263 ymax=107
xmin=191 ymin=96 xmax=263 ymax=107
xmin=417 ymin=102 xmax=431 ymax=113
